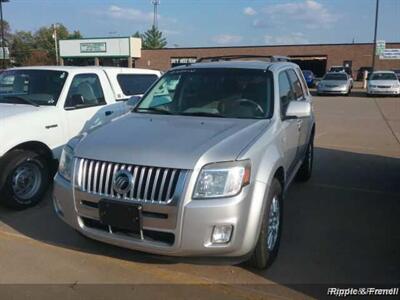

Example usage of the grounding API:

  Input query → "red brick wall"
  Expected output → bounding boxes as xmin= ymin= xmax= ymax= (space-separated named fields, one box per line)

xmin=136 ymin=43 xmax=400 ymax=75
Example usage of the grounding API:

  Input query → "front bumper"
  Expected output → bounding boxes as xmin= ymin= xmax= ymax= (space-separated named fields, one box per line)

xmin=53 ymin=172 xmax=267 ymax=257
xmin=367 ymin=87 xmax=400 ymax=95
xmin=317 ymin=86 xmax=348 ymax=94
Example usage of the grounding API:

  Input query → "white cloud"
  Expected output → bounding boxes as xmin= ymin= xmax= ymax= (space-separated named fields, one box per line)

xmin=105 ymin=5 xmax=154 ymax=23
xmin=212 ymin=34 xmax=243 ymax=45
xmin=264 ymin=32 xmax=309 ymax=45
xmin=262 ymin=0 xmax=338 ymax=29
xmin=243 ymin=7 xmax=257 ymax=16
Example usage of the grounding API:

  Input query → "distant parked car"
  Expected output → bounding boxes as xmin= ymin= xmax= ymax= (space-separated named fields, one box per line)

xmin=367 ymin=71 xmax=400 ymax=96
xmin=317 ymin=72 xmax=353 ymax=95
xmin=329 ymin=66 xmax=352 ymax=78
xmin=357 ymin=67 xmax=373 ymax=81
xmin=302 ymin=70 xmax=315 ymax=87
xmin=392 ymin=69 xmax=400 ymax=81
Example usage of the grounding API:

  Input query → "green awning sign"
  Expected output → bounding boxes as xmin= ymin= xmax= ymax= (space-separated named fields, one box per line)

xmin=80 ymin=42 xmax=107 ymax=53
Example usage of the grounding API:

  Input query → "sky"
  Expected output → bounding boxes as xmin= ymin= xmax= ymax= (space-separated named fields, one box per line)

xmin=4 ymin=0 xmax=400 ymax=47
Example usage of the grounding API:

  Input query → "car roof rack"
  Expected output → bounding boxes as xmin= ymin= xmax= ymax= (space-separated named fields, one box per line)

xmin=196 ymin=55 xmax=291 ymax=63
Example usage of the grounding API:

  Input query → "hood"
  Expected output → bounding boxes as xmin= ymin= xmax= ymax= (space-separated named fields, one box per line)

xmin=369 ymin=80 xmax=399 ymax=86
xmin=75 ymin=113 xmax=269 ymax=169
xmin=0 ymin=103 xmax=42 ymax=119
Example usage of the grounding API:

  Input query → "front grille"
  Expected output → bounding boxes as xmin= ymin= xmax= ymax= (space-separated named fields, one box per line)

xmin=76 ymin=158 xmax=182 ymax=204
xmin=377 ymin=85 xmax=390 ymax=88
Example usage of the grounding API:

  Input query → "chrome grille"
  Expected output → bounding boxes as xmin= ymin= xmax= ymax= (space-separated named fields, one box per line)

xmin=76 ymin=158 xmax=182 ymax=203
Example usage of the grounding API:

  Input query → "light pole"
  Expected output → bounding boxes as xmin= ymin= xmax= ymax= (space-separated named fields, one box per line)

xmin=372 ymin=0 xmax=380 ymax=71
xmin=0 ymin=0 xmax=9 ymax=69
xmin=52 ymin=23 xmax=59 ymax=65
xmin=152 ymin=0 xmax=160 ymax=28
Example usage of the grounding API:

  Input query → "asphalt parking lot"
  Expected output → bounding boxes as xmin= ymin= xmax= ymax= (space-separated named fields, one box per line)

xmin=0 ymin=89 xmax=399 ymax=299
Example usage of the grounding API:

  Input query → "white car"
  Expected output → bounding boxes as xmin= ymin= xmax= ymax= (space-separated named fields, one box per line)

xmin=367 ymin=71 xmax=400 ymax=96
xmin=0 ymin=66 xmax=160 ymax=209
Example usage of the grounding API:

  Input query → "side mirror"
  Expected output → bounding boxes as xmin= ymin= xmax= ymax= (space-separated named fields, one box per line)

xmin=285 ymin=101 xmax=311 ymax=119
xmin=65 ymin=94 xmax=84 ymax=109
xmin=126 ymin=95 xmax=142 ymax=108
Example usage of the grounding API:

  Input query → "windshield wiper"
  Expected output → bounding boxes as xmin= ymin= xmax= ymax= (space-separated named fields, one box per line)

xmin=180 ymin=111 xmax=225 ymax=118
xmin=2 ymin=95 xmax=40 ymax=107
xmin=135 ymin=107 xmax=173 ymax=115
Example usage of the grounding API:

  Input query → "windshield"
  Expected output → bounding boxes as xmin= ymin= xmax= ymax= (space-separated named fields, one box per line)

xmin=0 ymin=69 xmax=68 ymax=106
xmin=323 ymin=73 xmax=348 ymax=81
xmin=136 ymin=68 xmax=274 ymax=119
xmin=370 ymin=73 xmax=398 ymax=81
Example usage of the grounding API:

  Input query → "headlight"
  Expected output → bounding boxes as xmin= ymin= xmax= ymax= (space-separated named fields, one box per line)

xmin=193 ymin=161 xmax=251 ymax=199
xmin=59 ymin=145 xmax=74 ymax=182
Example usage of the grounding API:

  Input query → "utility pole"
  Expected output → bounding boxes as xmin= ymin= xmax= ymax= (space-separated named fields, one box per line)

xmin=0 ymin=0 xmax=9 ymax=69
xmin=53 ymin=23 xmax=59 ymax=65
xmin=372 ymin=0 xmax=380 ymax=71
xmin=152 ymin=0 xmax=160 ymax=28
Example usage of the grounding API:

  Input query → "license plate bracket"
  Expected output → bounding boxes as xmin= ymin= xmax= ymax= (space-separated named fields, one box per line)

xmin=98 ymin=199 xmax=142 ymax=234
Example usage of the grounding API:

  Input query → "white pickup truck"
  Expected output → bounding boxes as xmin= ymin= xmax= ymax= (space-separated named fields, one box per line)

xmin=0 ymin=66 xmax=161 ymax=209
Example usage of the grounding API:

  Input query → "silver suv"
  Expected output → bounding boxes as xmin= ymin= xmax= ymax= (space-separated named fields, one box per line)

xmin=53 ymin=58 xmax=315 ymax=269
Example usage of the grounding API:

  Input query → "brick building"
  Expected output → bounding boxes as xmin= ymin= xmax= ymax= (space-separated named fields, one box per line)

xmin=135 ymin=42 xmax=400 ymax=77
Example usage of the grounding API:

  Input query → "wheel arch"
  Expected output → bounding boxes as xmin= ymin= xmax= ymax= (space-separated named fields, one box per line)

xmin=9 ymin=141 xmax=54 ymax=163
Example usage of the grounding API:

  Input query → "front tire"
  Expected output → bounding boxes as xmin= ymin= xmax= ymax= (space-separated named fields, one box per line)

xmin=0 ymin=150 xmax=50 ymax=210
xmin=249 ymin=178 xmax=283 ymax=269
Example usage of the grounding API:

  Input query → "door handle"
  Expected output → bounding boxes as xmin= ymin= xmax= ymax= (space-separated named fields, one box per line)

xmin=296 ymin=119 xmax=302 ymax=130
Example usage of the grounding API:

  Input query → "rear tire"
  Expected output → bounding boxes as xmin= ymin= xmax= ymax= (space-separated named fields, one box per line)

xmin=296 ymin=135 xmax=314 ymax=182
xmin=0 ymin=150 xmax=50 ymax=210
xmin=249 ymin=179 xmax=283 ymax=270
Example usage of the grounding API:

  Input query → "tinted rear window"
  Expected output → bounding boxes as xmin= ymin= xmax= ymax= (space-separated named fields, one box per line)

xmin=117 ymin=74 xmax=159 ymax=95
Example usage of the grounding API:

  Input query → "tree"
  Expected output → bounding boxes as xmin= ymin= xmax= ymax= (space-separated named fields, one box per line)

xmin=142 ymin=26 xmax=167 ymax=49
xmin=33 ymin=24 xmax=82 ymax=64
xmin=132 ymin=31 xmax=142 ymax=38
xmin=10 ymin=31 xmax=35 ymax=66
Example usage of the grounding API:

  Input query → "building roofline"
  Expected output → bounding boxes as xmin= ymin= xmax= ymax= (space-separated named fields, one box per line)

xmin=145 ymin=42 xmax=400 ymax=51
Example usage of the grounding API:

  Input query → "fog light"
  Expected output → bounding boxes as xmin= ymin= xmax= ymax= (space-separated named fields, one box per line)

xmin=211 ymin=225 xmax=233 ymax=244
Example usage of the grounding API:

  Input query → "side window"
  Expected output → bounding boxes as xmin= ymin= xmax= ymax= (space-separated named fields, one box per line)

xmin=287 ymin=69 xmax=305 ymax=100
xmin=65 ymin=74 xmax=106 ymax=109
xmin=278 ymin=71 xmax=295 ymax=117
xmin=295 ymin=68 xmax=309 ymax=97
xmin=117 ymin=74 xmax=159 ymax=96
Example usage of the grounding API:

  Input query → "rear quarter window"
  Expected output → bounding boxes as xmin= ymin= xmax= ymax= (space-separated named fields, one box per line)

xmin=117 ymin=74 xmax=159 ymax=96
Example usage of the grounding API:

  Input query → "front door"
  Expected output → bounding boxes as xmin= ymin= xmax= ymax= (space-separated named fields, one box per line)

xmin=278 ymin=70 xmax=300 ymax=176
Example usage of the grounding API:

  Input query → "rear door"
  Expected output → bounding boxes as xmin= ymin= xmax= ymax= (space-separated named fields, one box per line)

xmin=63 ymin=72 xmax=114 ymax=139
xmin=290 ymin=68 xmax=313 ymax=157
xmin=278 ymin=69 xmax=300 ymax=176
